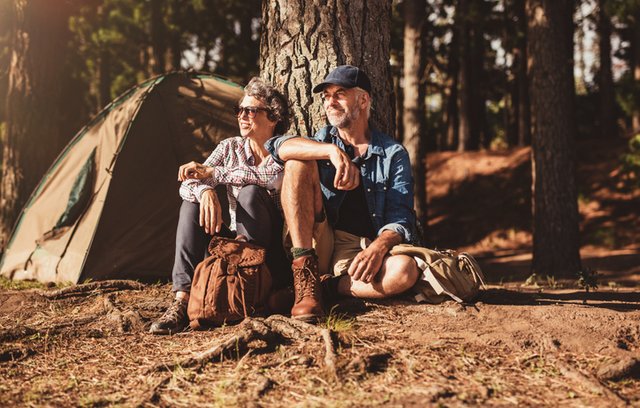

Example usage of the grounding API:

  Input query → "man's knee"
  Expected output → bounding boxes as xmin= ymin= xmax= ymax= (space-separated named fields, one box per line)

xmin=383 ymin=255 xmax=419 ymax=293
xmin=284 ymin=159 xmax=317 ymax=179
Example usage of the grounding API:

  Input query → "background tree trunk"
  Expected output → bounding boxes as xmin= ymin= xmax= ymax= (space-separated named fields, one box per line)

xmin=445 ymin=25 xmax=459 ymax=151
xmin=403 ymin=0 xmax=427 ymax=226
xmin=598 ymin=0 xmax=616 ymax=139
xmin=0 ymin=0 xmax=73 ymax=250
xmin=527 ymin=0 xmax=582 ymax=278
xmin=259 ymin=0 xmax=395 ymax=137
xmin=149 ymin=0 xmax=166 ymax=75
xmin=516 ymin=0 xmax=531 ymax=146
xmin=457 ymin=0 xmax=472 ymax=152
xmin=632 ymin=6 xmax=640 ymax=134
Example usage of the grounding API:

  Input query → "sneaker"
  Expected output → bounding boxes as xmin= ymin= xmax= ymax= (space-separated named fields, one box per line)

xmin=149 ymin=297 xmax=189 ymax=335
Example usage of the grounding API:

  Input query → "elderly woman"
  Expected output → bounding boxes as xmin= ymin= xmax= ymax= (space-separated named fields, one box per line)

xmin=150 ymin=77 xmax=290 ymax=334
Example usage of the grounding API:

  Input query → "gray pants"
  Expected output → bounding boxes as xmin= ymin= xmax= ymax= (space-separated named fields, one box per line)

xmin=171 ymin=185 xmax=291 ymax=292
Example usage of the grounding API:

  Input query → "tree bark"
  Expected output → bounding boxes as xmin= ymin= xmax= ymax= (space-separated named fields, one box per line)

xmin=259 ymin=0 xmax=395 ymax=137
xmin=402 ymin=0 xmax=427 ymax=225
xmin=598 ymin=0 xmax=616 ymax=139
xmin=527 ymin=0 xmax=582 ymax=278
xmin=0 ymin=0 xmax=72 ymax=250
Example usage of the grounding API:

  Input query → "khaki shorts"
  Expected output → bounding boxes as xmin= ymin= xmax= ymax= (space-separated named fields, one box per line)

xmin=284 ymin=218 xmax=371 ymax=276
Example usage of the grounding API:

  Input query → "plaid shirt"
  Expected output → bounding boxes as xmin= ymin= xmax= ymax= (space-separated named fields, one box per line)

xmin=179 ymin=136 xmax=283 ymax=231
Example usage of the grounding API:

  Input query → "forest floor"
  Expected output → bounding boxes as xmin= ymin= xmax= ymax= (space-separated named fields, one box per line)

xmin=1 ymin=138 xmax=639 ymax=407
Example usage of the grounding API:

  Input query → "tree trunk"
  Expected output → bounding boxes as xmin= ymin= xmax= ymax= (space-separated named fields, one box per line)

xmin=149 ymin=0 xmax=166 ymax=75
xmin=445 ymin=25 xmax=459 ymax=150
xmin=470 ymin=16 xmax=486 ymax=150
xmin=516 ymin=0 xmax=531 ymax=146
xmin=632 ymin=7 xmax=640 ymax=134
xmin=402 ymin=0 xmax=427 ymax=226
xmin=527 ymin=0 xmax=582 ymax=278
xmin=259 ymin=0 xmax=395 ymax=137
xmin=0 ymin=0 xmax=72 ymax=249
xmin=457 ymin=0 xmax=472 ymax=152
xmin=598 ymin=0 xmax=616 ymax=139
xmin=97 ymin=4 xmax=111 ymax=110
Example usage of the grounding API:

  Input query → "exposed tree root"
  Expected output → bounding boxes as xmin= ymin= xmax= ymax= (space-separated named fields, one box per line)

xmin=321 ymin=328 xmax=338 ymax=379
xmin=151 ymin=315 xmax=331 ymax=373
xmin=597 ymin=355 xmax=640 ymax=382
xmin=553 ymin=359 xmax=628 ymax=406
xmin=41 ymin=280 xmax=146 ymax=300
xmin=0 ymin=316 xmax=97 ymax=342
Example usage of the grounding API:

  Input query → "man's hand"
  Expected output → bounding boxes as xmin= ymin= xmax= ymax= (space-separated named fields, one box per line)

xmin=328 ymin=146 xmax=360 ymax=190
xmin=178 ymin=161 xmax=213 ymax=181
xmin=347 ymin=242 xmax=387 ymax=283
xmin=199 ymin=189 xmax=222 ymax=235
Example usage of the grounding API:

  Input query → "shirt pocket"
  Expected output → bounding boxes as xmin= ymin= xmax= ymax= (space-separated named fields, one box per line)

xmin=368 ymin=177 xmax=389 ymax=224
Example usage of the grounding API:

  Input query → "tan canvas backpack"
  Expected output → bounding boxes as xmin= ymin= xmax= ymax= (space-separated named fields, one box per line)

xmin=188 ymin=237 xmax=272 ymax=329
xmin=390 ymin=244 xmax=486 ymax=303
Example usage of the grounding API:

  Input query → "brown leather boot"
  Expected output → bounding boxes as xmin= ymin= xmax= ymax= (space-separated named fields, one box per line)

xmin=290 ymin=255 xmax=324 ymax=321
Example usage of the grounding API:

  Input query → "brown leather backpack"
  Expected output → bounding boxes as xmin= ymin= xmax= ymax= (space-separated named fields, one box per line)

xmin=188 ymin=237 xmax=272 ymax=329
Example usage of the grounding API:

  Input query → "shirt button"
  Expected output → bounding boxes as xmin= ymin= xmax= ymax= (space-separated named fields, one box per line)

xmin=383 ymin=186 xmax=387 ymax=190
xmin=362 ymin=164 xmax=366 ymax=167
xmin=367 ymin=188 xmax=371 ymax=192
xmin=372 ymin=213 xmax=376 ymax=217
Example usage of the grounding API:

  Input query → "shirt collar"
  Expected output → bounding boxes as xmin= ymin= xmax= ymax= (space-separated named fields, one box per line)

xmin=243 ymin=137 xmax=255 ymax=165
xmin=328 ymin=126 xmax=385 ymax=159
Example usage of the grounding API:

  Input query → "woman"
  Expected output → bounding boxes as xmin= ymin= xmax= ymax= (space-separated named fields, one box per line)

xmin=150 ymin=77 xmax=290 ymax=335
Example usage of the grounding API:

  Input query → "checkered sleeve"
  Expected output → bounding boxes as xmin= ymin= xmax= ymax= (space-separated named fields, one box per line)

xmin=211 ymin=159 xmax=283 ymax=189
xmin=178 ymin=139 xmax=232 ymax=203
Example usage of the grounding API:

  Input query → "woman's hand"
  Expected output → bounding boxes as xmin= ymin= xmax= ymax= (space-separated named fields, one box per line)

xmin=199 ymin=190 xmax=222 ymax=235
xmin=178 ymin=161 xmax=213 ymax=181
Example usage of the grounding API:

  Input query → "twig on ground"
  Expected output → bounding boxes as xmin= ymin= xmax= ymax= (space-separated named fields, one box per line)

xmin=41 ymin=280 xmax=146 ymax=300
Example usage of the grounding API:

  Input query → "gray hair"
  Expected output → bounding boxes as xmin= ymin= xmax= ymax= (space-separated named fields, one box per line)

xmin=243 ymin=77 xmax=291 ymax=135
xmin=354 ymin=87 xmax=371 ymax=121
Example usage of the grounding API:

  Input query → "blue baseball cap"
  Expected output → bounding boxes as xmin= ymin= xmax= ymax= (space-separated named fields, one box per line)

xmin=312 ymin=65 xmax=372 ymax=94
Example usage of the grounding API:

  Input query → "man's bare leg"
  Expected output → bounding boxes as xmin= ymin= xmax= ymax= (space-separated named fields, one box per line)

xmin=336 ymin=254 xmax=419 ymax=299
xmin=281 ymin=160 xmax=323 ymax=248
xmin=280 ymin=159 xmax=325 ymax=320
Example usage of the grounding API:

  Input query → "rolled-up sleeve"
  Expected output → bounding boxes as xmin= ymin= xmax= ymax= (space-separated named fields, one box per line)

xmin=265 ymin=135 xmax=300 ymax=165
xmin=378 ymin=148 xmax=415 ymax=243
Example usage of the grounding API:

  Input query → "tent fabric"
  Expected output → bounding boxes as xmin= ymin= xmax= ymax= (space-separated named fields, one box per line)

xmin=0 ymin=72 xmax=244 ymax=283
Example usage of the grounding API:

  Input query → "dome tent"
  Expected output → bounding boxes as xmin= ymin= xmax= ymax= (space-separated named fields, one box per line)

xmin=1 ymin=72 xmax=243 ymax=283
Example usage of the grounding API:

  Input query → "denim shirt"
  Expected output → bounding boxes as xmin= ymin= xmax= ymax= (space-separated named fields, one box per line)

xmin=265 ymin=126 xmax=415 ymax=243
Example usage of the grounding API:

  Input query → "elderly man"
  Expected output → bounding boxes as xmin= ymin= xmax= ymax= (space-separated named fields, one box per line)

xmin=266 ymin=65 xmax=419 ymax=321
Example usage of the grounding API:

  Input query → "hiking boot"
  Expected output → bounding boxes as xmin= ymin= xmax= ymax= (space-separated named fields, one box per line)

xmin=149 ymin=297 xmax=189 ymax=335
xmin=268 ymin=275 xmax=341 ymax=316
xmin=290 ymin=255 xmax=324 ymax=322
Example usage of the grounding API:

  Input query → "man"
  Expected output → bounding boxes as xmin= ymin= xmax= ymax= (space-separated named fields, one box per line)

xmin=266 ymin=65 xmax=419 ymax=321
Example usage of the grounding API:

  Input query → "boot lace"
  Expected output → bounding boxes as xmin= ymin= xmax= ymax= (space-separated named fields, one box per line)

xmin=294 ymin=258 xmax=319 ymax=300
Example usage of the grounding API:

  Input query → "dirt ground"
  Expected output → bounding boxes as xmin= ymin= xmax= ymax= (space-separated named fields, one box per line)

xmin=0 ymin=138 xmax=638 ymax=407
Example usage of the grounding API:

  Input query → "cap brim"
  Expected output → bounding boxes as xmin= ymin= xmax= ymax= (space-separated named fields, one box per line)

xmin=312 ymin=80 xmax=356 ymax=93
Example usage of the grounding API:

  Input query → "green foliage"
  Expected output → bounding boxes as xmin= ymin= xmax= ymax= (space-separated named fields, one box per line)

xmin=617 ymin=134 xmax=640 ymax=189
xmin=576 ymin=268 xmax=599 ymax=293
xmin=0 ymin=277 xmax=46 ymax=290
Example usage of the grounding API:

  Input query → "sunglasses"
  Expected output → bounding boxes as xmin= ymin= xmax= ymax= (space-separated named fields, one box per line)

xmin=234 ymin=105 xmax=270 ymax=118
